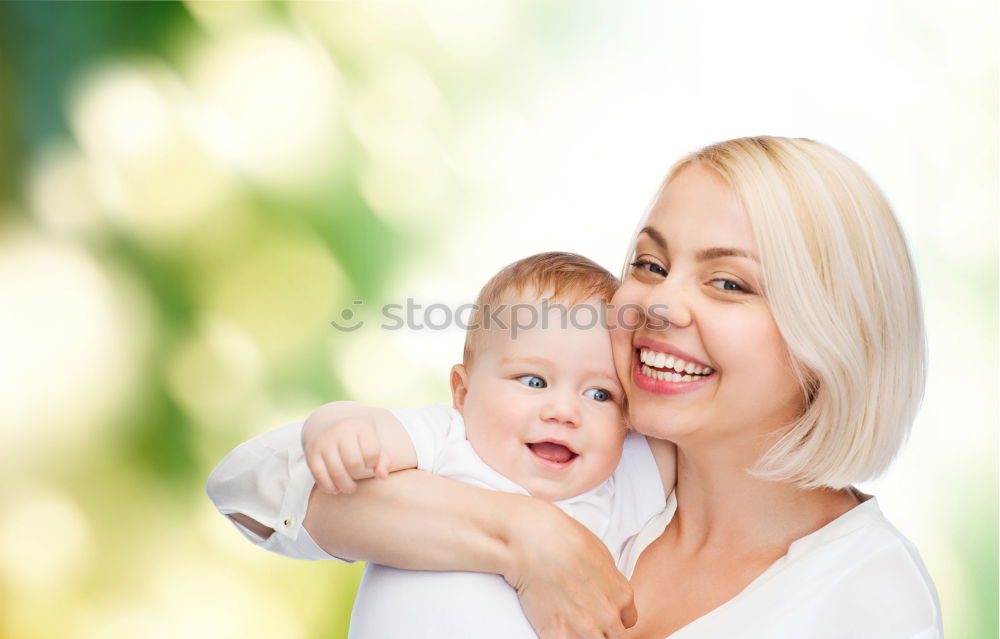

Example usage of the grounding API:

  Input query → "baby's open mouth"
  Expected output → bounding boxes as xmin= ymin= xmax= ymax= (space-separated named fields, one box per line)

xmin=527 ymin=441 xmax=578 ymax=465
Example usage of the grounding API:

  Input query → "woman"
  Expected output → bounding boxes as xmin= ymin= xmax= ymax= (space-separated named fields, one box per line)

xmin=209 ymin=136 xmax=942 ymax=637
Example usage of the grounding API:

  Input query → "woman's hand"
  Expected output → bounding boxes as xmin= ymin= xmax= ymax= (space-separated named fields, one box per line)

xmin=502 ymin=499 xmax=638 ymax=638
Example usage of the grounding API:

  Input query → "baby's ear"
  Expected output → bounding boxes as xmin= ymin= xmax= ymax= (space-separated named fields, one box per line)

xmin=450 ymin=364 xmax=470 ymax=412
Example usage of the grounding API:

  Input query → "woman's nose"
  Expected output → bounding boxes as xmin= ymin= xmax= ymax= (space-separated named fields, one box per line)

xmin=642 ymin=277 xmax=692 ymax=331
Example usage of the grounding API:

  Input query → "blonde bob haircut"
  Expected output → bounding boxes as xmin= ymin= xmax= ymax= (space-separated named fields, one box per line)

xmin=463 ymin=252 xmax=618 ymax=369
xmin=658 ymin=136 xmax=925 ymax=489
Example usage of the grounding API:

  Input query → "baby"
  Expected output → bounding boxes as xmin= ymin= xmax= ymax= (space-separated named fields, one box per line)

xmin=305 ymin=252 xmax=673 ymax=638
xmin=208 ymin=252 xmax=674 ymax=638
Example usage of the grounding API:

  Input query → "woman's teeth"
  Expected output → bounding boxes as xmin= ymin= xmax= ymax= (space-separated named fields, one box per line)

xmin=639 ymin=348 xmax=714 ymax=382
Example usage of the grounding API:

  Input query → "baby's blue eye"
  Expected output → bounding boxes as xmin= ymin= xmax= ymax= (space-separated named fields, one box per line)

xmin=517 ymin=375 xmax=546 ymax=389
xmin=585 ymin=388 xmax=612 ymax=402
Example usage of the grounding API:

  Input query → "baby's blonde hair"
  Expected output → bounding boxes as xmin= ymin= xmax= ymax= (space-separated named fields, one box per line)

xmin=463 ymin=252 xmax=618 ymax=368
xmin=656 ymin=136 xmax=926 ymax=489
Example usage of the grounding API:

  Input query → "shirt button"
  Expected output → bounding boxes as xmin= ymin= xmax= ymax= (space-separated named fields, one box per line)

xmin=283 ymin=519 xmax=293 ymax=527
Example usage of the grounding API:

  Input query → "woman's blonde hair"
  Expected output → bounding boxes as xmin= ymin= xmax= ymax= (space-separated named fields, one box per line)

xmin=661 ymin=136 xmax=926 ymax=489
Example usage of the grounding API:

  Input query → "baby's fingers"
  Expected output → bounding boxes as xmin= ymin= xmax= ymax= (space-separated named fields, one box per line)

xmin=305 ymin=452 xmax=337 ymax=494
xmin=357 ymin=427 xmax=383 ymax=474
xmin=373 ymin=449 xmax=391 ymax=479
xmin=323 ymin=448 xmax=358 ymax=494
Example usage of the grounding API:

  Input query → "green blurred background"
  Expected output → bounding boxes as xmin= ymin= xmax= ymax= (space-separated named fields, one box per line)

xmin=0 ymin=1 xmax=995 ymax=637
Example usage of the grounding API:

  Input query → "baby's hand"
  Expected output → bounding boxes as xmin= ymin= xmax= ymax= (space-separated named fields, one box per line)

xmin=302 ymin=412 xmax=392 ymax=495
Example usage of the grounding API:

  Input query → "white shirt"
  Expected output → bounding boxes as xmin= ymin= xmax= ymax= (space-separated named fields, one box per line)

xmin=616 ymin=491 xmax=943 ymax=638
xmin=205 ymin=406 xmax=665 ymax=638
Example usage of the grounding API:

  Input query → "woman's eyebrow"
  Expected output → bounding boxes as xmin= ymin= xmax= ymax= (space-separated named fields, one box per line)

xmin=696 ymin=247 xmax=759 ymax=263
xmin=638 ymin=226 xmax=666 ymax=248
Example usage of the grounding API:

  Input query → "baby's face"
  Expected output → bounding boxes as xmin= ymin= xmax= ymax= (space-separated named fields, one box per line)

xmin=456 ymin=297 xmax=626 ymax=502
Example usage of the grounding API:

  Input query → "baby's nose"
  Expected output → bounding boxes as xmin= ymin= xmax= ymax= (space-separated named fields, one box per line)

xmin=540 ymin=396 xmax=582 ymax=427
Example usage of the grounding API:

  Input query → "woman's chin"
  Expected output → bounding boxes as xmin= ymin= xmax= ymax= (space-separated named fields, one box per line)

xmin=628 ymin=396 xmax=717 ymax=442
xmin=626 ymin=405 xmax=675 ymax=439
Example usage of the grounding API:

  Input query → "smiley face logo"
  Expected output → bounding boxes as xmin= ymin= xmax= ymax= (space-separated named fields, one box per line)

xmin=330 ymin=300 xmax=364 ymax=332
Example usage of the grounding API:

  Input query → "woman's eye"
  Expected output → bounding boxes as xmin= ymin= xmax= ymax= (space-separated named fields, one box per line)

xmin=709 ymin=279 xmax=746 ymax=293
xmin=630 ymin=260 xmax=667 ymax=277
xmin=584 ymin=388 xmax=612 ymax=402
xmin=517 ymin=375 xmax=547 ymax=389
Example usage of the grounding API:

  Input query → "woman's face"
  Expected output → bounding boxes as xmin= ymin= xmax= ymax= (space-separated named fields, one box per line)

xmin=610 ymin=163 xmax=805 ymax=448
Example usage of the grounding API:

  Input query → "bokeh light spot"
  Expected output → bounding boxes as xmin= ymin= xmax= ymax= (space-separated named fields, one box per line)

xmin=0 ymin=488 xmax=93 ymax=593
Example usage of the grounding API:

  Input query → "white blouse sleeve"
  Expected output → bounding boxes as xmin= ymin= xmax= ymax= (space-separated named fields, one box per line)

xmin=205 ymin=421 xmax=347 ymax=561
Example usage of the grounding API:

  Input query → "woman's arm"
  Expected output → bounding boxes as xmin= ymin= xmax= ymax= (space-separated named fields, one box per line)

xmin=303 ymin=470 xmax=638 ymax=638
xmin=303 ymin=468 xmax=512 ymax=570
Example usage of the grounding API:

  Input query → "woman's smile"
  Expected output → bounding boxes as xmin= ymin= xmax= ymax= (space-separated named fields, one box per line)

xmin=631 ymin=336 xmax=717 ymax=395
xmin=633 ymin=355 xmax=717 ymax=394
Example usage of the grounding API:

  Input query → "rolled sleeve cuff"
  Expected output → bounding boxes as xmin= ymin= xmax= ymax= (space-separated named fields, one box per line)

xmin=208 ymin=421 xmax=353 ymax=562
xmin=261 ymin=456 xmax=343 ymax=560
